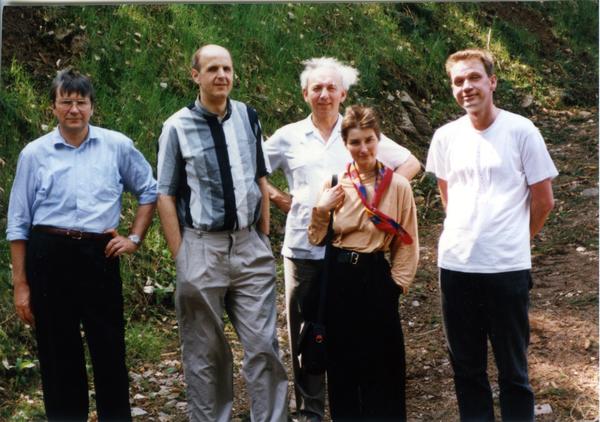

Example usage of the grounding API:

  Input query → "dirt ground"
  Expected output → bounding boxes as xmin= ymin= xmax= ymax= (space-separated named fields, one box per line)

xmin=119 ymin=108 xmax=598 ymax=422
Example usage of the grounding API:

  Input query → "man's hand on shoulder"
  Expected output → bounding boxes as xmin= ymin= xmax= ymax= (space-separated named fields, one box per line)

xmin=104 ymin=229 xmax=140 ymax=257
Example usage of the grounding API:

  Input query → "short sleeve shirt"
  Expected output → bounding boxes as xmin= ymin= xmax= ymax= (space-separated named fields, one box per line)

xmin=426 ymin=110 xmax=558 ymax=272
xmin=157 ymin=98 xmax=268 ymax=231
xmin=264 ymin=114 xmax=411 ymax=259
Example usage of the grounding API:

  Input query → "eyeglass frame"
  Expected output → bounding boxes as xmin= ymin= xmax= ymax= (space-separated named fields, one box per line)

xmin=54 ymin=98 xmax=93 ymax=110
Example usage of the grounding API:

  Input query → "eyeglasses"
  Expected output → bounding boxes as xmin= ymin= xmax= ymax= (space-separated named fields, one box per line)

xmin=56 ymin=99 xmax=92 ymax=110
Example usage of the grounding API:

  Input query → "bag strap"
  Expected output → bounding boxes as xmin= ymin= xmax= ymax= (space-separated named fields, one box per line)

xmin=316 ymin=174 xmax=337 ymax=323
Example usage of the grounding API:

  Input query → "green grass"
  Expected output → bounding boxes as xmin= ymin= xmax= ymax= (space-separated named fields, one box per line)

xmin=125 ymin=319 xmax=174 ymax=367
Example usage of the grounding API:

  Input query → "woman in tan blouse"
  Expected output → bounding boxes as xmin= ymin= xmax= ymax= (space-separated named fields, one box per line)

xmin=308 ymin=105 xmax=419 ymax=421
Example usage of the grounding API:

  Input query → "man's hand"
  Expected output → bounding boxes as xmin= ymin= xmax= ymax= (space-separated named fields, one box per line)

xmin=10 ymin=240 xmax=34 ymax=325
xmin=104 ymin=229 xmax=139 ymax=257
xmin=14 ymin=279 xmax=34 ymax=326
xmin=266 ymin=180 xmax=292 ymax=214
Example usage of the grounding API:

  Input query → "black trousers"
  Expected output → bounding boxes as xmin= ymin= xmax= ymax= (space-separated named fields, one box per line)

xmin=325 ymin=247 xmax=406 ymax=421
xmin=441 ymin=268 xmax=534 ymax=422
xmin=26 ymin=231 xmax=131 ymax=422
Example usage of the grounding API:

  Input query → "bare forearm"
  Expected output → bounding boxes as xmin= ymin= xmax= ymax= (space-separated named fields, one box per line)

xmin=530 ymin=205 xmax=552 ymax=238
xmin=130 ymin=203 xmax=156 ymax=239
xmin=258 ymin=177 xmax=270 ymax=235
xmin=266 ymin=180 xmax=292 ymax=213
xmin=10 ymin=241 xmax=27 ymax=286
xmin=157 ymin=194 xmax=182 ymax=257
xmin=394 ymin=155 xmax=421 ymax=181
xmin=530 ymin=179 xmax=555 ymax=238
xmin=437 ymin=178 xmax=448 ymax=211
xmin=11 ymin=240 xmax=34 ymax=325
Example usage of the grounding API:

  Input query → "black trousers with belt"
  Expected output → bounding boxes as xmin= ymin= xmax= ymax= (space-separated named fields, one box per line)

xmin=26 ymin=230 xmax=131 ymax=422
xmin=325 ymin=247 xmax=407 ymax=421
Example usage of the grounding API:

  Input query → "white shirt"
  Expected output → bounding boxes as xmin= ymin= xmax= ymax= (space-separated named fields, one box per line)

xmin=264 ymin=114 xmax=411 ymax=259
xmin=426 ymin=110 xmax=558 ymax=273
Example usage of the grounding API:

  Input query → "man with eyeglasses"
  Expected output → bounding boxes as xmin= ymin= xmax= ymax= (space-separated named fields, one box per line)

xmin=7 ymin=68 xmax=157 ymax=421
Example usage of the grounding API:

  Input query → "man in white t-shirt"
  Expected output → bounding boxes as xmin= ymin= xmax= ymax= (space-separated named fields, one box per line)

xmin=264 ymin=57 xmax=420 ymax=422
xmin=426 ymin=49 xmax=557 ymax=422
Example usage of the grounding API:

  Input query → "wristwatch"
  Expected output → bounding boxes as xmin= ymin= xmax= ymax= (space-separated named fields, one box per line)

xmin=127 ymin=234 xmax=141 ymax=246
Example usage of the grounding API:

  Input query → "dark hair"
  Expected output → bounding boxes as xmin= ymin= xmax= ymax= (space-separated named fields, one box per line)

xmin=445 ymin=48 xmax=495 ymax=77
xmin=341 ymin=105 xmax=381 ymax=143
xmin=49 ymin=69 xmax=95 ymax=105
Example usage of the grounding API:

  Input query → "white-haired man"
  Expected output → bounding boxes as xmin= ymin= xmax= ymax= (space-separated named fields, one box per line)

xmin=264 ymin=57 xmax=420 ymax=422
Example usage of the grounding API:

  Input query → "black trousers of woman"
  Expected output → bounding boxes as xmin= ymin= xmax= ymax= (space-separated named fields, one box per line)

xmin=27 ymin=231 xmax=132 ymax=422
xmin=325 ymin=247 xmax=406 ymax=421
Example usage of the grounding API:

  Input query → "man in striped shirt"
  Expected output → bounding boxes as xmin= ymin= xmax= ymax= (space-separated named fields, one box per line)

xmin=157 ymin=44 xmax=287 ymax=422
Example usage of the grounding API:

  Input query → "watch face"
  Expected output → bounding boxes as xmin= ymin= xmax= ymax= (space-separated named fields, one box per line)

xmin=128 ymin=234 xmax=141 ymax=245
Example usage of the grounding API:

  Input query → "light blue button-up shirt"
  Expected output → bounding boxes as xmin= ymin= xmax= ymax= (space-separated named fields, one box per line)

xmin=6 ymin=125 xmax=157 ymax=241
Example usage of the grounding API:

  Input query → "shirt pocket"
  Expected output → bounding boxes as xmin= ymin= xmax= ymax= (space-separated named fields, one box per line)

xmin=287 ymin=157 xmax=311 ymax=196
xmin=91 ymin=163 xmax=123 ymax=202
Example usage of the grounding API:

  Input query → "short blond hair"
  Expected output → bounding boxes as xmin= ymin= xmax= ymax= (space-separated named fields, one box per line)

xmin=445 ymin=48 xmax=495 ymax=77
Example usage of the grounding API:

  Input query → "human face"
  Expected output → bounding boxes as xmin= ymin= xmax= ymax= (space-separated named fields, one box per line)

xmin=303 ymin=67 xmax=347 ymax=120
xmin=449 ymin=58 xmax=497 ymax=115
xmin=345 ymin=127 xmax=379 ymax=172
xmin=191 ymin=46 xmax=233 ymax=105
xmin=52 ymin=90 xmax=93 ymax=137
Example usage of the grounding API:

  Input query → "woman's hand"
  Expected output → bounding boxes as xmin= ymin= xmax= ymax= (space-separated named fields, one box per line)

xmin=316 ymin=184 xmax=345 ymax=213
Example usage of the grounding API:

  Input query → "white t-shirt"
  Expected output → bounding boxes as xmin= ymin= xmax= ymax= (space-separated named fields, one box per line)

xmin=264 ymin=114 xmax=411 ymax=260
xmin=425 ymin=110 xmax=558 ymax=273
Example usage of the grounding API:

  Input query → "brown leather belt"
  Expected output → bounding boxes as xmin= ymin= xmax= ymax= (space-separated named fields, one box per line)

xmin=32 ymin=225 xmax=112 ymax=241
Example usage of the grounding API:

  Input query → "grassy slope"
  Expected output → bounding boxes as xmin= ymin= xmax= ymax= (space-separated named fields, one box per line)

xmin=0 ymin=1 xmax=597 ymax=414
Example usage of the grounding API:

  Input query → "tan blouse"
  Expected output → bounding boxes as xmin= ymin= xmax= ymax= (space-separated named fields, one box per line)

xmin=308 ymin=170 xmax=419 ymax=293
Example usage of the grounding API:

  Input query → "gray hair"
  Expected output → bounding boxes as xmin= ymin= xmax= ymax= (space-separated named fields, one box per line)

xmin=299 ymin=57 xmax=359 ymax=91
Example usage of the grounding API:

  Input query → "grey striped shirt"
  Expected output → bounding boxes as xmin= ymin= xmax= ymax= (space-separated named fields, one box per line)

xmin=157 ymin=98 xmax=268 ymax=231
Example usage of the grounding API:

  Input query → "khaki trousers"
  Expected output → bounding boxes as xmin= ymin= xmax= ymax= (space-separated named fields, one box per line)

xmin=175 ymin=227 xmax=288 ymax=422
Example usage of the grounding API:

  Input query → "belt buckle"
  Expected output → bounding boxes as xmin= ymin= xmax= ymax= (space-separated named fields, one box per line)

xmin=350 ymin=251 xmax=359 ymax=265
xmin=67 ymin=230 xmax=83 ymax=240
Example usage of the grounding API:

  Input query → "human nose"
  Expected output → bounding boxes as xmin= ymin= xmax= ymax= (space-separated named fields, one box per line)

xmin=67 ymin=101 xmax=81 ymax=112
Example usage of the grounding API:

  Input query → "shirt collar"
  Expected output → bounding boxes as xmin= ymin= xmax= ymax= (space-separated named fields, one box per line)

xmin=302 ymin=113 xmax=343 ymax=139
xmin=50 ymin=124 xmax=98 ymax=148
xmin=194 ymin=97 xmax=232 ymax=122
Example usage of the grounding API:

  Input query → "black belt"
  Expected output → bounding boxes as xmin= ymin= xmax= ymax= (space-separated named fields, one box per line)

xmin=32 ymin=225 xmax=112 ymax=241
xmin=335 ymin=248 xmax=384 ymax=266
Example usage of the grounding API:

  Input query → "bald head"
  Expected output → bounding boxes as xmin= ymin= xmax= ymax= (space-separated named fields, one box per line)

xmin=192 ymin=44 xmax=232 ymax=71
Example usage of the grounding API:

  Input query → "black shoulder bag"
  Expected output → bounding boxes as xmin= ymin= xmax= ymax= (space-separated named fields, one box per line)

xmin=297 ymin=174 xmax=337 ymax=375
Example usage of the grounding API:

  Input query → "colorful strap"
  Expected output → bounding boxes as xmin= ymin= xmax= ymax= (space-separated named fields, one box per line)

xmin=346 ymin=161 xmax=413 ymax=245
